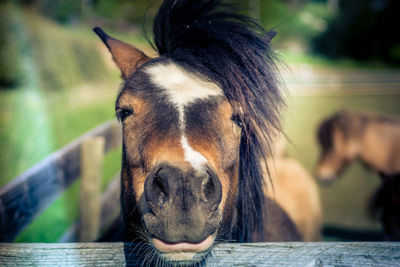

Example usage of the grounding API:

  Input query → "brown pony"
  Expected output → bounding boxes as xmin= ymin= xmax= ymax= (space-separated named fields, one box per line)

xmin=267 ymin=135 xmax=322 ymax=242
xmin=316 ymin=110 xmax=400 ymax=240
xmin=95 ymin=0 xmax=321 ymax=265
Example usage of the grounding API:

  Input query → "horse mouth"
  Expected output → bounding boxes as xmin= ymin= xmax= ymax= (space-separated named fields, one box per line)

xmin=151 ymin=235 xmax=215 ymax=262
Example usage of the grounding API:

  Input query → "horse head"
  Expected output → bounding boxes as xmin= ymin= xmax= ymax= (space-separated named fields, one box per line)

xmin=94 ymin=0 xmax=283 ymax=264
xmin=316 ymin=111 xmax=362 ymax=183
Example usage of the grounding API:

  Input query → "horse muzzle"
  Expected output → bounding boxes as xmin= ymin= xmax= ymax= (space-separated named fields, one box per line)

xmin=316 ymin=164 xmax=339 ymax=185
xmin=151 ymin=235 xmax=215 ymax=262
xmin=142 ymin=163 xmax=222 ymax=261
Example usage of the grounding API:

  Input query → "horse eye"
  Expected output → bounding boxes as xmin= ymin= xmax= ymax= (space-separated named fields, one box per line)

xmin=231 ymin=114 xmax=243 ymax=128
xmin=116 ymin=108 xmax=133 ymax=122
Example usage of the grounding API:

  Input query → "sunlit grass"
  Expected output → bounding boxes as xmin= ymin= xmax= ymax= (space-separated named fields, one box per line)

xmin=0 ymin=83 xmax=120 ymax=187
xmin=0 ymin=89 xmax=54 ymax=185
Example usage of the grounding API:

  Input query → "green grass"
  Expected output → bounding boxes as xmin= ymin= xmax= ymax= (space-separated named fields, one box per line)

xmin=0 ymin=85 xmax=120 ymax=186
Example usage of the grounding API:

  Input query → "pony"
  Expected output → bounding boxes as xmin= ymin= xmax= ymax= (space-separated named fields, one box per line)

xmin=266 ymin=134 xmax=322 ymax=242
xmin=94 ymin=0 xmax=321 ymax=265
xmin=316 ymin=110 xmax=400 ymax=240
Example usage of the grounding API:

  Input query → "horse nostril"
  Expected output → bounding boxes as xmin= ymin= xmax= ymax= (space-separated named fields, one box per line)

xmin=201 ymin=170 xmax=222 ymax=212
xmin=154 ymin=170 xmax=170 ymax=205
xmin=155 ymin=172 xmax=168 ymax=196
xmin=203 ymin=172 xmax=215 ymax=197
xmin=145 ymin=167 xmax=174 ymax=212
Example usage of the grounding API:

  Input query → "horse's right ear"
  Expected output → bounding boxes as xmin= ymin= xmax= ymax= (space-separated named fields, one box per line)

xmin=93 ymin=27 xmax=151 ymax=80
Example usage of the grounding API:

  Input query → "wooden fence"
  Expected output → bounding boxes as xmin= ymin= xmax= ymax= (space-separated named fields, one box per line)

xmin=1 ymin=242 xmax=399 ymax=266
xmin=1 ymin=121 xmax=400 ymax=266
xmin=0 ymin=121 xmax=122 ymax=242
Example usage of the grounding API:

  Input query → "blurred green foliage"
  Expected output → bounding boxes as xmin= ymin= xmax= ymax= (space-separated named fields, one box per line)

xmin=14 ymin=0 xmax=82 ymax=24
xmin=93 ymin=0 xmax=162 ymax=24
xmin=17 ymin=0 xmax=162 ymax=25
xmin=313 ymin=0 xmax=400 ymax=64
xmin=259 ymin=0 xmax=335 ymax=48
xmin=26 ymin=12 xmax=113 ymax=91
xmin=7 ymin=0 xmax=398 ymax=65
xmin=0 ymin=4 xmax=24 ymax=88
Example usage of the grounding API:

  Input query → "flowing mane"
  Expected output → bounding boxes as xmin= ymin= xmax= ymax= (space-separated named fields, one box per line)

xmin=152 ymin=0 xmax=285 ymax=241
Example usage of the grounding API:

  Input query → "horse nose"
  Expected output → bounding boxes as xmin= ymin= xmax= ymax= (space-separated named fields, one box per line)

xmin=316 ymin=164 xmax=338 ymax=185
xmin=144 ymin=164 xmax=222 ymax=215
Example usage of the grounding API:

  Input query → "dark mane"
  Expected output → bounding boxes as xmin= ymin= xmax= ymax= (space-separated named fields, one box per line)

xmin=152 ymin=0 xmax=284 ymax=242
xmin=318 ymin=111 xmax=356 ymax=152
xmin=317 ymin=116 xmax=335 ymax=153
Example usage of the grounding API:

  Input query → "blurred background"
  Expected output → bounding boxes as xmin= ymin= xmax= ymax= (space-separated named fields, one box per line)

xmin=1 ymin=0 xmax=399 ymax=242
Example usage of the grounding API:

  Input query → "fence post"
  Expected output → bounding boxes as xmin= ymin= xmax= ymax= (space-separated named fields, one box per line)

xmin=79 ymin=137 xmax=105 ymax=242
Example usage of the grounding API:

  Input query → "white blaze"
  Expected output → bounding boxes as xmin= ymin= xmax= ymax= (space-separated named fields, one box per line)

xmin=181 ymin=136 xmax=208 ymax=171
xmin=146 ymin=61 xmax=223 ymax=171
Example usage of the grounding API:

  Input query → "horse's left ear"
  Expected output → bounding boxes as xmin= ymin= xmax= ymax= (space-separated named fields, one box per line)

xmin=264 ymin=30 xmax=277 ymax=43
xmin=93 ymin=27 xmax=151 ymax=80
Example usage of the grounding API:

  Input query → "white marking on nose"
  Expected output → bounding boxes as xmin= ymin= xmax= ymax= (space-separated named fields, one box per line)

xmin=181 ymin=136 xmax=208 ymax=171
xmin=146 ymin=61 xmax=223 ymax=171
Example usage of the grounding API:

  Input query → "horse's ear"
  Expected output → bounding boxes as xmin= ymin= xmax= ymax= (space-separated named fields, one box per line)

xmin=93 ymin=27 xmax=151 ymax=80
xmin=264 ymin=30 xmax=277 ymax=43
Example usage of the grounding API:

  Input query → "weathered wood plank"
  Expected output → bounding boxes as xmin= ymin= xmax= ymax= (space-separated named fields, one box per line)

xmin=0 ymin=121 xmax=121 ymax=242
xmin=0 ymin=242 xmax=399 ymax=266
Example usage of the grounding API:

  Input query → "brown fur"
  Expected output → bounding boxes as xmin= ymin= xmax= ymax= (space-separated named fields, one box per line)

xmin=266 ymin=136 xmax=322 ymax=241
xmin=316 ymin=110 xmax=400 ymax=240
xmin=118 ymin=90 xmax=241 ymax=228
xmin=265 ymin=158 xmax=322 ymax=241
xmin=317 ymin=110 xmax=400 ymax=181
xmin=93 ymin=28 xmax=151 ymax=79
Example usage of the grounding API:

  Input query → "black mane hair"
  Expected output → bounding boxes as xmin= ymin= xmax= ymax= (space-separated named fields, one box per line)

xmin=152 ymin=0 xmax=284 ymax=242
xmin=317 ymin=116 xmax=335 ymax=154
xmin=317 ymin=111 xmax=354 ymax=153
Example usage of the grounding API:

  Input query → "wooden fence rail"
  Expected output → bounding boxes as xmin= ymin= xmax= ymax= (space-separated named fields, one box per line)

xmin=0 ymin=121 xmax=121 ymax=242
xmin=1 ymin=242 xmax=399 ymax=266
